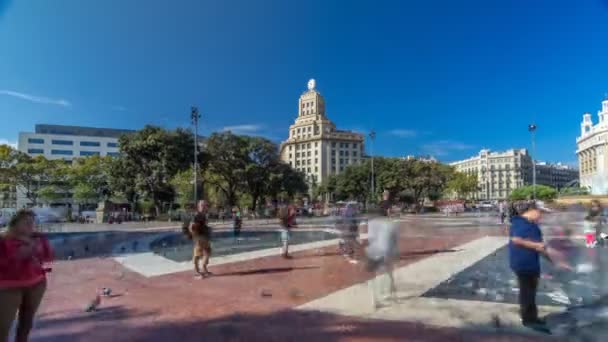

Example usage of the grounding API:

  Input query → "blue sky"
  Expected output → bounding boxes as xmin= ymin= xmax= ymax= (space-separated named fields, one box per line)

xmin=1 ymin=0 xmax=608 ymax=164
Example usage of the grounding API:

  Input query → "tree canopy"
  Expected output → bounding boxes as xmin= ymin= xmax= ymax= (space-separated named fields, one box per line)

xmin=509 ymin=185 xmax=558 ymax=201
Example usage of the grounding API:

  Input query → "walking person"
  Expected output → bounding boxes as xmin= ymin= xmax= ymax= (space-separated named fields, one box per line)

xmin=366 ymin=199 xmax=399 ymax=309
xmin=509 ymin=201 xmax=568 ymax=334
xmin=189 ymin=200 xmax=212 ymax=278
xmin=1 ymin=209 xmax=53 ymax=342
xmin=278 ymin=203 xmax=297 ymax=258
xmin=232 ymin=207 xmax=242 ymax=238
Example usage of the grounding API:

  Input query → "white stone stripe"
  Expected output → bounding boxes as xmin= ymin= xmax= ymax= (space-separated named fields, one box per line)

xmin=114 ymin=234 xmax=367 ymax=278
xmin=298 ymin=237 xmax=509 ymax=317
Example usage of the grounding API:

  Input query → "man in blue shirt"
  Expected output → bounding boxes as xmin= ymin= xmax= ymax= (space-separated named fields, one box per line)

xmin=509 ymin=201 xmax=551 ymax=333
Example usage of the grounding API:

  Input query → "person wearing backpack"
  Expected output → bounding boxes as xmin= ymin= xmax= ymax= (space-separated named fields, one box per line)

xmin=1 ymin=209 xmax=53 ymax=342
xmin=187 ymin=200 xmax=212 ymax=278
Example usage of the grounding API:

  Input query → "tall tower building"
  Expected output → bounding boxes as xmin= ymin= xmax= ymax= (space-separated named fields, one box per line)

xmin=577 ymin=95 xmax=608 ymax=194
xmin=280 ymin=79 xmax=365 ymax=188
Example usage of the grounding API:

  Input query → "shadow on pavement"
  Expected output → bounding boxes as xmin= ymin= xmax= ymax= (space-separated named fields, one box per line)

xmin=31 ymin=307 xmax=560 ymax=342
xmin=216 ymin=266 xmax=320 ymax=277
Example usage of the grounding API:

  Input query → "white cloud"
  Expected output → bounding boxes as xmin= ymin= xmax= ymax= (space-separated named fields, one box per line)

xmin=221 ymin=124 xmax=263 ymax=134
xmin=388 ymin=129 xmax=417 ymax=138
xmin=0 ymin=139 xmax=17 ymax=149
xmin=0 ymin=89 xmax=71 ymax=107
xmin=421 ymin=140 xmax=473 ymax=156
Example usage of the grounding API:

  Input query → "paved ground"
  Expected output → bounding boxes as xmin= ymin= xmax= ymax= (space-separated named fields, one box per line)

xmin=21 ymin=215 xmax=571 ymax=341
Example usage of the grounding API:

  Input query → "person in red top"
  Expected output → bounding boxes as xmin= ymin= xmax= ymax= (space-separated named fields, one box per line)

xmin=0 ymin=209 xmax=53 ymax=342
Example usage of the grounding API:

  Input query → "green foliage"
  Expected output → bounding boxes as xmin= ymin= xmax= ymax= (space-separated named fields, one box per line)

xmin=446 ymin=171 xmax=479 ymax=199
xmin=510 ymin=185 xmax=558 ymax=201
xmin=117 ymin=125 xmax=194 ymax=215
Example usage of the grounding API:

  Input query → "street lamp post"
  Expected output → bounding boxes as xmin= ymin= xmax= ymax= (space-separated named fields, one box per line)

xmin=369 ymin=130 xmax=376 ymax=203
xmin=191 ymin=107 xmax=201 ymax=204
xmin=528 ymin=123 xmax=537 ymax=200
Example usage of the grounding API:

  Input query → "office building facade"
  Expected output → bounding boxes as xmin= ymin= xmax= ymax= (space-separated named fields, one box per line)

xmin=577 ymin=96 xmax=608 ymax=194
xmin=279 ymin=79 xmax=365 ymax=187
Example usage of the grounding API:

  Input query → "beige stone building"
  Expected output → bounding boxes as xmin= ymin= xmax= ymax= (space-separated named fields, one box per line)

xmin=577 ymin=96 xmax=608 ymax=194
xmin=450 ymin=149 xmax=533 ymax=200
xmin=280 ymin=79 xmax=365 ymax=187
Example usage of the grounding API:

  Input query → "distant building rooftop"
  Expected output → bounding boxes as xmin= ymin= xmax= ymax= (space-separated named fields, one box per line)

xmin=34 ymin=124 xmax=135 ymax=138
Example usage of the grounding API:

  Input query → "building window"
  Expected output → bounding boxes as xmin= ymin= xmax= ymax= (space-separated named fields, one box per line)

xmin=296 ymin=145 xmax=299 ymax=150
xmin=307 ymin=143 xmax=311 ymax=148
xmin=307 ymin=151 xmax=311 ymax=157
xmin=297 ymin=128 xmax=301 ymax=133
xmin=107 ymin=152 xmax=120 ymax=157
xmin=315 ymin=158 xmax=318 ymax=164
xmin=307 ymin=167 xmax=311 ymax=172
xmin=296 ymin=152 xmax=300 ymax=157
xmin=52 ymin=140 xmax=73 ymax=146
xmin=80 ymin=141 xmax=101 ymax=147
xmin=332 ymin=158 xmax=336 ymax=164
xmin=308 ymin=159 xmax=311 ymax=165
xmin=345 ymin=151 xmax=349 ymax=156
xmin=353 ymin=151 xmax=357 ymax=157
xmin=331 ymin=150 xmax=336 ymax=156
xmin=289 ymin=161 xmax=293 ymax=166
xmin=353 ymin=143 xmax=357 ymax=148
xmin=332 ymin=142 xmax=336 ymax=147
xmin=308 ymin=127 xmax=311 ymax=132
xmin=315 ymin=167 xmax=318 ymax=172
xmin=289 ymin=153 xmax=292 ymax=158
xmin=107 ymin=142 xmax=118 ymax=148
xmin=296 ymin=161 xmax=300 ymax=166
xmin=315 ymin=142 xmax=318 ymax=147
xmin=340 ymin=159 xmax=344 ymax=164
xmin=51 ymin=149 xmax=73 ymax=155
xmin=28 ymin=138 xmax=44 ymax=144
xmin=80 ymin=151 xmax=100 ymax=156
xmin=27 ymin=148 xmax=44 ymax=154
xmin=315 ymin=150 xmax=318 ymax=155
xmin=339 ymin=151 xmax=344 ymax=156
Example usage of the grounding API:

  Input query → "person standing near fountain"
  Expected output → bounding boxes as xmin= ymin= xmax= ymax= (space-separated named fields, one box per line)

xmin=0 ymin=209 xmax=53 ymax=342
xmin=190 ymin=200 xmax=212 ymax=278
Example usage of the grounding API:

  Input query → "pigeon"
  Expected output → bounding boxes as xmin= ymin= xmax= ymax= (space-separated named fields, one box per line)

xmin=102 ymin=288 xmax=112 ymax=297
xmin=85 ymin=294 xmax=101 ymax=312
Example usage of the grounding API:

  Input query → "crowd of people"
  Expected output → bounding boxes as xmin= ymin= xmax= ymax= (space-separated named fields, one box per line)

xmin=5 ymin=195 xmax=608 ymax=338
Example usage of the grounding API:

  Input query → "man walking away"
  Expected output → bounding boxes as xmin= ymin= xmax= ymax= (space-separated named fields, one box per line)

xmin=509 ymin=201 xmax=563 ymax=334
xmin=190 ymin=200 xmax=212 ymax=278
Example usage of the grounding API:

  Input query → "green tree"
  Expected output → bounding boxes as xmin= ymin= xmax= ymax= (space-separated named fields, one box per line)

xmin=204 ymin=132 xmax=249 ymax=207
xmin=335 ymin=162 xmax=371 ymax=203
xmin=170 ymin=167 xmax=200 ymax=210
xmin=446 ymin=171 xmax=479 ymax=199
xmin=242 ymin=136 xmax=280 ymax=212
xmin=117 ymin=125 xmax=195 ymax=216
xmin=510 ymin=185 xmax=558 ymax=201
xmin=69 ymin=156 xmax=113 ymax=209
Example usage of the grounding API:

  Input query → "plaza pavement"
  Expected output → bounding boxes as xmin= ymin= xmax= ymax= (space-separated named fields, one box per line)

xmin=26 ymin=215 xmax=565 ymax=342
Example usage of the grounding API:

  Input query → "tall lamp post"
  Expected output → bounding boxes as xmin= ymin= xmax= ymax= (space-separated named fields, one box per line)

xmin=191 ymin=107 xmax=201 ymax=204
xmin=369 ymin=130 xmax=376 ymax=203
xmin=528 ymin=123 xmax=537 ymax=200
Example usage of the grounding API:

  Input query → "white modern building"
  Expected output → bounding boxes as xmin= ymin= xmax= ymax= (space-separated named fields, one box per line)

xmin=279 ymin=79 xmax=365 ymax=188
xmin=16 ymin=124 xmax=134 ymax=208
xmin=577 ymin=96 xmax=608 ymax=194
xmin=18 ymin=124 xmax=133 ymax=161
xmin=450 ymin=149 xmax=533 ymax=200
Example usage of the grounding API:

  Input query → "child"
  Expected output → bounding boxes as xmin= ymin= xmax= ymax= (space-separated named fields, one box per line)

xmin=583 ymin=215 xmax=597 ymax=248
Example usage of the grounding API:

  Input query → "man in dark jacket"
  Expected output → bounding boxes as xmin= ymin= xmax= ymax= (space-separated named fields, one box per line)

xmin=509 ymin=201 xmax=553 ymax=333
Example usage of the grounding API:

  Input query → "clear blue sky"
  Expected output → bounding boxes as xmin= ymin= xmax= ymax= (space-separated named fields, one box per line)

xmin=1 ymin=0 xmax=608 ymax=164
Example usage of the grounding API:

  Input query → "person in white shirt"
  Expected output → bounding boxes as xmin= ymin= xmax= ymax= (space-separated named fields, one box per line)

xmin=366 ymin=202 xmax=399 ymax=309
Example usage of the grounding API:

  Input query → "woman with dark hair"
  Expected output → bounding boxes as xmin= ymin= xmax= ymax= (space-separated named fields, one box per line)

xmin=0 ymin=209 xmax=53 ymax=342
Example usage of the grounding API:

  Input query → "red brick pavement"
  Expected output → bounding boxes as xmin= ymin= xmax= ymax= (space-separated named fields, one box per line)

xmin=28 ymin=225 xmax=560 ymax=341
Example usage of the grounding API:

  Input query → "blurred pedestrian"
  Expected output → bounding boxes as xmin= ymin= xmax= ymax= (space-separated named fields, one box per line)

xmin=232 ymin=207 xmax=242 ymax=238
xmin=337 ymin=203 xmax=361 ymax=263
xmin=366 ymin=199 xmax=399 ymax=309
xmin=0 ymin=209 xmax=53 ymax=342
xmin=278 ymin=204 xmax=297 ymax=258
